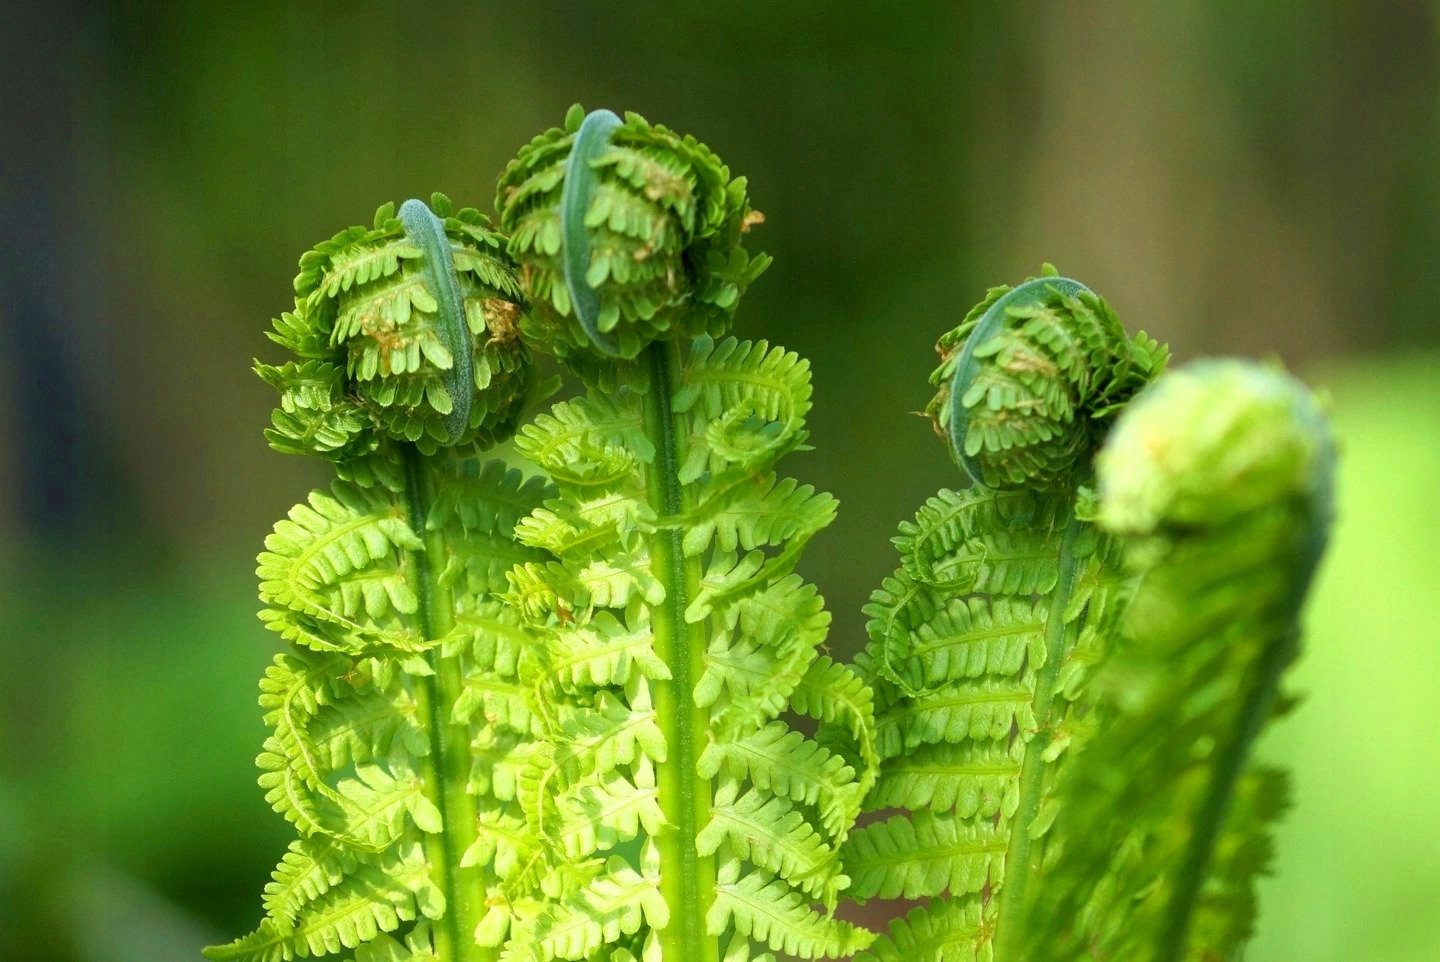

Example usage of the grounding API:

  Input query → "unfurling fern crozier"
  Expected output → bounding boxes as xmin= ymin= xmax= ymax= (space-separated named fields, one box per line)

xmin=207 ymin=194 xmax=551 ymax=962
xmin=211 ymin=106 xmax=1336 ymax=962
xmin=487 ymin=107 xmax=876 ymax=962
xmin=848 ymin=271 xmax=1331 ymax=962
xmin=1016 ymin=360 xmax=1334 ymax=962
xmin=848 ymin=272 xmax=1165 ymax=962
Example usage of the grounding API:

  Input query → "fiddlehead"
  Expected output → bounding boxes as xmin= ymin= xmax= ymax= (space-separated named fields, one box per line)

xmin=487 ymin=109 xmax=875 ymax=962
xmin=849 ymin=270 xmax=1331 ymax=962
xmin=846 ymin=272 xmax=1166 ymax=961
xmin=497 ymin=104 xmax=771 ymax=368
xmin=208 ymin=196 xmax=552 ymax=962
xmin=929 ymin=266 xmax=1167 ymax=489
xmin=1016 ymin=360 xmax=1334 ymax=962
xmin=259 ymin=193 xmax=534 ymax=485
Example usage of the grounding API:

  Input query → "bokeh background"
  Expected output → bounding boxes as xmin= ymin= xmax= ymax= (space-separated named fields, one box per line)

xmin=2 ymin=2 xmax=1437 ymax=960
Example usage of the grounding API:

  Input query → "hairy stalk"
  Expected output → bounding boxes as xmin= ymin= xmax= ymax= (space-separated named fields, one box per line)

xmin=642 ymin=339 xmax=719 ymax=962
xmin=991 ymin=511 xmax=1082 ymax=957
xmin=403 ymin=449 xmax=488 ymax=962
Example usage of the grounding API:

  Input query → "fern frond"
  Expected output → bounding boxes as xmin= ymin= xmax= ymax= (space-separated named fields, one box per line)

xmin=708 ymin=864 xmax=874 ymax=960
xmin=262 ymin=837 xmax=359 ymax=924
xmin=204 ymin=843 xmax=441 ymax=962
xmin=497 ymin=105 xmax=767 ymax=363
xmin=1016 ymin=360 xmax=1333 ymax=962
xmin=869 ymin=594 xmax=1044 ymax=700
xmin=698 ymin=785 xmax=839 ymax=900
xmin=872 ymin=677 xmax=1035 ymax=759
xmin=498 ymin=214 xmax=872 ymax=957
xmin=500 ymin=860 xmax=667 ymax=962
xmin=1182 ymin=766 xmax=1289 ymax=959
xmin=493 ymin=108 xmax=869 ymax=962
xmin=679 ymin=475 xmax=836 ymax=558
xmin=541 ymin=610 xmax=670 ymax=689
xmin=554 ymin=763 xmax=666 ymax=861
xmin=350 ymin=922 xmax=436 ymax=962
xmin=841 ymin=813 xmax=1004 ymax=901
xmin=698 ymin=721 xmax=858 ymax=840
xmin=789 ymin=655 xmax=880 ymax=788
xmin=844 ymin=274 xmax=1166 ymax=961
xmin=223 ymin=144 xmax=1337 ymax=962
xmin=221 ymin=193 xmax=557 ymax=962
xmin=514 ymin=392 xmax=652 ymax=485
xmin=927 ymin=273 xmax=1165 ymax=489
xmin=855 ymin=897 xmax=987 ymax=962
xmin=257 ymin=483 xmax=428 ymax=655
xmin=864 ymin=739 xmax=1022 ymax=818
xmin=309 ymin=686 xmax=426 ymax=773
xmin=524 ymin=691 xmax=666 ymax=800
xmin=267 ymin=195 xmax=536 ymax=467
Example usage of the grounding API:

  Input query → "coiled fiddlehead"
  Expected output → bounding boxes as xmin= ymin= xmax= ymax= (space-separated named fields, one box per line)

xmin=497 ymin=104 xmax=770 ymax=367
xmin=846 ymin=272 xmax=1167 ymax=961
xmin=207 ymin=197 xmax=552 ymax=962
xmin=485 ymin=110 xmax=876 ymax=962
xmin=259 ymin=193 xmax=535 ymax=484
xmin=1017 ymin=360 xmax=1334 ymax=962
xmin=849 ymin=273 xmax=1331 ymax=962
xmin=928 ymin=266 xmax=1167 ymax=489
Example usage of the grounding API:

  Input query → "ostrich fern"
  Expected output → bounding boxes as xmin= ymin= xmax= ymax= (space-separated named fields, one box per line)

xmin=209 ymin=107 xmax=1333 ymax=962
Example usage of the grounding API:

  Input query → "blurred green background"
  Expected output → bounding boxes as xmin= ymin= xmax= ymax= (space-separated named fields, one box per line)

xmin=2 ymin=2 xmax=1437 ymax=960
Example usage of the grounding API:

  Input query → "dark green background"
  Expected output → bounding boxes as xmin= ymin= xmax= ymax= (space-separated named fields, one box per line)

xmin=2 ymin=3 xmax=1436 ymax=960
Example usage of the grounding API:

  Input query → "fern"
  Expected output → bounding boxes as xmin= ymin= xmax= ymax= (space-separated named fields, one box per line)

xmin=208 ymin=194 xmax=553 ymax=962
xmin=484 ymin=106 xmax=876 ymax=962
xmin=216 ymin=107 xmax=1334 ymax=962
xmin=1016 ymin=360 xmax=1334 ymax=961
xmin=848 ymin=273 xmax=1332 ymax=962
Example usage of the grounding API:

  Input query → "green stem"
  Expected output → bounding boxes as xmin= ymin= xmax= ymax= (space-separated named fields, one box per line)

xmin=403 ymin=447 xmax=488 ymax=962
xmin=993 ymin=511 xmax=1084 ymax=961
xmin=1153 ymin=484 xmax=1326 ymax=962
xmin=1153 ymin=626 xmax=1294 ymax=962
xmin=641 ymin=339 xmax=719 ymax=962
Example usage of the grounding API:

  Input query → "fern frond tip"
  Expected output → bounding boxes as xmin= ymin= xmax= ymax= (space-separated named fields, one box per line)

xmin=497 ymin=108 xmax=767 ymax=366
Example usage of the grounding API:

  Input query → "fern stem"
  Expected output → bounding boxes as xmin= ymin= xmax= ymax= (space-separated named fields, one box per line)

xmin=1153 ymin=627 xmax=1295 ymax=962
xmin=993 ymin=510 xmax=1084 ymax=960
xmin=642 ymin=339 xmax=720 ymax=962
xmin=403 ymin=448 xmax=489 ymax=962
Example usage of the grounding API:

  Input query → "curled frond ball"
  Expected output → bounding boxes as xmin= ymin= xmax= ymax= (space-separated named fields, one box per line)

xmin=496 ymin=105 xmax=770 ymax=362
xmin=258 ymin=194 xmax=536 ymax=471
xmin=1097 ymin=360 xmax=1334 ymax=535
xmin=927 ymin=271 xmax=1169 ymax=490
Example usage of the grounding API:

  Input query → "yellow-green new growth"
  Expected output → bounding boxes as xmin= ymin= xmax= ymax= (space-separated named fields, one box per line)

xmin=927 ymin=267 xmax=1167 ymax=489
xmin=483 ymin=108 xmax=875 ymax=962
xmin=851 ymin=275 xmax=1331 ymax=962
xmin=209 ymin=196 xmax=554 ymax=962
xmin=213 ymin=107 xmax=1335 ymax=962
xmin=497 ymin=105 xmax=770 ymax=366
xmin=260 ymin=193 xmax=536 ymax=484
xmin=1018 ymin=360 xmax=1333 ymax=962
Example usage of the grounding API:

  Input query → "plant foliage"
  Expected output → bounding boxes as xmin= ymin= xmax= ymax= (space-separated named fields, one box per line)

xmin=207 ymin=194 xmax=553 ymax=962
xmin=213 ymin=108 xmax=1333 ymax=962
xmin=848 ymin=275 xmax=1332 ymax=962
